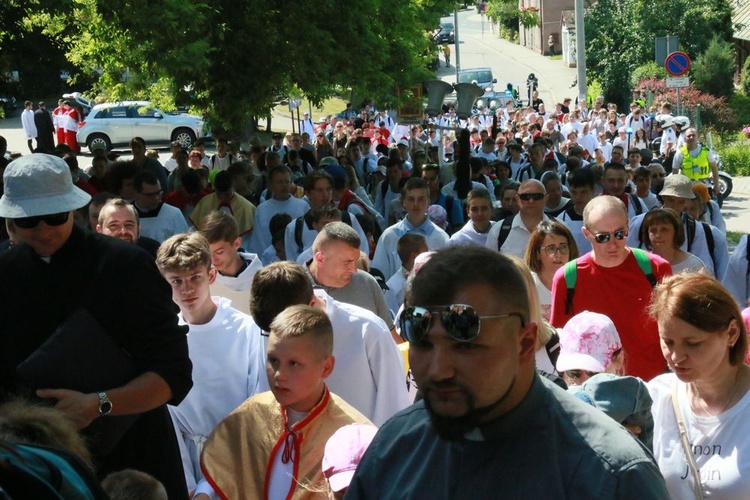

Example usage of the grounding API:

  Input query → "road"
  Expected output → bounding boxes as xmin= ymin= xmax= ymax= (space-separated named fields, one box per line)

xmin=436 ymin=9 xmax=578 ymax=107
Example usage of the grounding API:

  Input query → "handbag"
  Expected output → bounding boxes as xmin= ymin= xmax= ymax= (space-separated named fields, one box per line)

xmin=671 ymin=381 xmax=705 ymax=500
xmin=16 ymin=308 xmax=140 ymax=457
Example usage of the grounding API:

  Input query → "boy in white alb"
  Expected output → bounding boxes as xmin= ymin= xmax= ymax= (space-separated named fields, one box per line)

xmin=248 ymin=166 xmax=309 ymax=254
xmin=449 ymin=188 xmax=496 ymax=247
xmin=385 ymin=233 xmax=427 ymax=317
xmin=198 ymin=210 xmax=263 ymax=294
xmin=156 ymin=233 xmax=267 ymax=497
xmin=372 ymin=178 xmax=449 ymax=281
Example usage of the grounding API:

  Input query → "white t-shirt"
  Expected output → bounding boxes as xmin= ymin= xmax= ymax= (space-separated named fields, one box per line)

xmin=649 ymin=373 xmax=750 ymax=499
xmin=671 ymin=253 xmax=707 ymax=275
xmin=531 ymin=271 xmax=552 ymax=322
xmin=449 ymin=220 xmax=496 ymax=248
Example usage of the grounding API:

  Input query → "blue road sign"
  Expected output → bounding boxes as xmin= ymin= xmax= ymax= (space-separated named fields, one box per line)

xmin=665 ymin=51 xmax=691 ymax=77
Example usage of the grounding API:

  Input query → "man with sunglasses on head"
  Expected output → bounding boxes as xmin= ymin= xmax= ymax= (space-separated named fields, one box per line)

xmin=347 ymin=246 xmax=668 ymax=499
xmin=485 ymin=179 xmax=558 ymax=259
xmin=0 ymin=154 xmax=192 ymax=497
xmin=550 ymin=196 xmax=672 ymax=381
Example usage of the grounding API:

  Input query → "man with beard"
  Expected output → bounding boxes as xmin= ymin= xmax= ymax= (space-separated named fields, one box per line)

xmin=346 ymin=246 xmax=668 ymax=499
xmin=95 ymin=198 xmax=161 ymax=258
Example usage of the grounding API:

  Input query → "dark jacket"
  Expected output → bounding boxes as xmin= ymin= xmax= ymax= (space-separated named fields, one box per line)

xmin=0 ymin=225 xmax=192 ymax=497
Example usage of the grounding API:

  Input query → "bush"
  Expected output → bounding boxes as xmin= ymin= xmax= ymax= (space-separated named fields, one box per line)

xmin=718 ymin=142 xmax=750 ymax=177
xmin=729 ymin=93 xmax=750 ymax=128
xmin=630 ymin=62 xmax=667 ymax=89
xmin=635 ymin=78 xmax=736 ymax=131
xmin=692 ymin=36 xmax=735 ymax=98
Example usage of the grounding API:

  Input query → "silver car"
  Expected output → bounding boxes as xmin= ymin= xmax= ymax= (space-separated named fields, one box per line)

xmin=77 ymin=101 xmax=205 ymax=153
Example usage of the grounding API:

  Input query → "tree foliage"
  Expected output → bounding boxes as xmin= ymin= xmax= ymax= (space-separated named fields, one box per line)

xmin=31 ymin=0 xmax=454 ymax=137
xmin=585 ymin=0 xmax=735 ymax=108
xmin=692 ymin=36 xmax=735 ymax=99
xmin=742 ymin=56 xmax=750 ymax=96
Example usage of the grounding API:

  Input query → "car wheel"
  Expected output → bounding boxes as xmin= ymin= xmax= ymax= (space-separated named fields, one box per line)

xmin=172 ymin=128 xmax=196 ymax=149
xmin=87 ymin=134 xmax=111 ymax=153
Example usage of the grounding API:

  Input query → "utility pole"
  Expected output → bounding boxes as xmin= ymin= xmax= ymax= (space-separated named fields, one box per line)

xmin=574 ymin=0 xmax=587 ymax=105
xmin=454 ymin=8 xmax=461 ymax=80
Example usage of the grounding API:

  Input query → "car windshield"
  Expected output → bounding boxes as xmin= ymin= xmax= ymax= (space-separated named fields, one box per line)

xmin=441 ymin=23 xmax=453 ymax=31
xmin=459 ymin=71 xmax=492 ymax=84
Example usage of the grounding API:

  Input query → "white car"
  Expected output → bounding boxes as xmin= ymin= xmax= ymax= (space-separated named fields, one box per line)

xmin=77 ymin=101 xmax=205 ymax=153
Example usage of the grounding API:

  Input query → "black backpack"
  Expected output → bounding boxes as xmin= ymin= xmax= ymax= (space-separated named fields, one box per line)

xmin=684 ymin=216 xmax=716 ymax=272
xmin=628 ymin=193 xmax=643 ymax=216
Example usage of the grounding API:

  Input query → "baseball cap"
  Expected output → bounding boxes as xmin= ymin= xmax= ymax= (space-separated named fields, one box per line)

xmin=318 ymin=157 xmax=338 ymax=168
xmin=427 ymin=204 xmax=448 ymax=230
xmin=397 ymin=139 xmax=409 ymax=148
xmin=0 ymin=154 xmax=91 ymax=218
xmin=323 ymin=164 xmax=347 ymax=189
xmin=576 ymin=373 xmax=653 ymax=423
xmin=322 ymin=424 xmax=378 ymax=493
xmin=556 ymin=311 xmax=622 ymax=373
xmin=659 ymin=174 xmax=694 ymax=199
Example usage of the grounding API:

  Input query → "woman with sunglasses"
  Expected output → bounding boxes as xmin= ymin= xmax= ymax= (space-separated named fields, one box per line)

xmin=314 ymin=132 xmax=334 ymax=163
xmin=525 ymin=221 xmax=579 ymax=322
xmin=648 ymin=273 xmax=750 ymax=498
xmin=639 ymin=208 xmax=706 ymax=275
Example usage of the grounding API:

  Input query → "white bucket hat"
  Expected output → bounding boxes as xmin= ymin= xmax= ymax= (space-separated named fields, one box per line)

xmin=0 ymin=153 xmax=91 ymax=218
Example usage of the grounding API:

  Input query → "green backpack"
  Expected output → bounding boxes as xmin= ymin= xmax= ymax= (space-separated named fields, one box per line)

xmin=563 ymin=248 xmax=657 ymax=315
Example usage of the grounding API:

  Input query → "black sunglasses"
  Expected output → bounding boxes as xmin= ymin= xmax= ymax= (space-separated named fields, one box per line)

xmin=565 ymin=369 xmax=597 ymax=380
xmin=400 ymin=304 xmax=525 ymax=344
xmin=588 ymin=228 xmax=628 ymax=244
xmin=14 ymin=212 xmax=70 ymax=229
xmin=518 ymin=193 xmax=545 ymax=201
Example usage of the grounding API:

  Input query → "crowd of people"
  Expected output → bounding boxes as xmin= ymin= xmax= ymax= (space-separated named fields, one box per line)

xmin=0 ymin=92 xmax=749 ymax=499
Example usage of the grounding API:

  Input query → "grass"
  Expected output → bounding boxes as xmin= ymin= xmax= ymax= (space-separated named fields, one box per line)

xmin=275 ymin=97 xmax=348 ymax=121
xmin=549 ymin=54 xmax=562 ymax=61
xmin=727 ymin=231 xmax=745 ymax=247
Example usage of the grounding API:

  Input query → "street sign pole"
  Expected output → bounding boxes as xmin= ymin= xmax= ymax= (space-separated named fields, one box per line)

xmin=454 ymin=8 xmax=461 ymax=80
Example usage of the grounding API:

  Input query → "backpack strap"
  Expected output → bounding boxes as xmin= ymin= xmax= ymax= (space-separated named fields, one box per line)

xmin=294 ymin=217 xmax=304 ymax=254
xmin=629 ymin=193 xmax=643 ymax=216
xmin=701 ymin=221 xmax=716 ymax=272
xmin=563 ymin=259 xmax=578 ymax=315
xmin=496 ymin=216 xmax=515 ymax=251
xmin=544 ymin=331 xmax=561 ymax=368
xmin=445 ymin=195 xmax=455 ymax=222
xmin=631 ymin=248 xmax=657 ymax=287
xmin=745 ymin=235 xmax=750 ymax=277
xmin=685 ymin=215 xmax=696 ymax=253
xmin=380 ymin=180 xmax=389 ymax=200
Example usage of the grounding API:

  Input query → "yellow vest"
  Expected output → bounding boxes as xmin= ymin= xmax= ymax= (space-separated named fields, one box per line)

xmin=679 ymin=145 xmax=710 ymax=181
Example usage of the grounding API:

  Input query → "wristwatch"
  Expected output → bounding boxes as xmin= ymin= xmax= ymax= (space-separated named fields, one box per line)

xmin=97 ymin=392 xmax=113 ymax=417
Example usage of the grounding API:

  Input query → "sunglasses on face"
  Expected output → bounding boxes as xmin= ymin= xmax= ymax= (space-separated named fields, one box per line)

xmin=400 ymin=304 xmax=526 ymax=344
xmin=588 ymin=228 xmax=628 ymax=244
xmin=651 ymin=173 xmax=665 ymax=179
xmin=518 ymin=193 xmax=545 ymax=201
xmin=13 ymin=212 xmax=70 ymax=229
xmin=565 ymin=369 xmax=597 ymax=380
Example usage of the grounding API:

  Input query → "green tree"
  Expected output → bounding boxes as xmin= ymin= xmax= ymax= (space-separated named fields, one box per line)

xmin=692 ymin=36 xmax=735 ymax=98
xmin=41 ymin=0 xmax=455 ymax=137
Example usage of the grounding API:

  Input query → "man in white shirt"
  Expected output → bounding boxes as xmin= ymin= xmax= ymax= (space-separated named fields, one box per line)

xmin=300 ymin=111 xmax=315 ymax=139
xmin=374 ymin=158 xmax=404 ymax=222
xmin=21 ymin=100 xmax=37 ymax=153
xmin=372 ymin=178 xmax=450 ymax=281
xmin=132 ymin=171 xmax=189 ymax=242
xmin=485 ymin=179 xmax=556 ymax=258
xmin=248 ymin=166 xmax=309 ymax=254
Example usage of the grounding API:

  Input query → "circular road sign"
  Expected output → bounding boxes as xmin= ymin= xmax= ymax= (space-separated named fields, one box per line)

xmin=665 ymin=51 xmax=691 ymax=77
